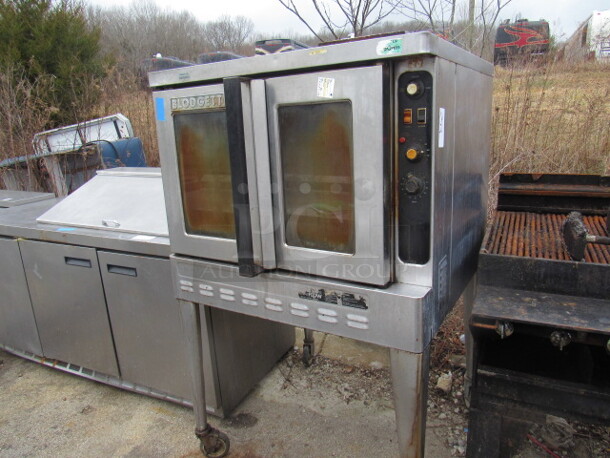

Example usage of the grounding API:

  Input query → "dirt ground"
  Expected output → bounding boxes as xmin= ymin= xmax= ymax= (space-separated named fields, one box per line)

xmin=0 ymin=344 xmax=447 ymax=458
xmin=0 ymin=315 xmax=608 ymax=457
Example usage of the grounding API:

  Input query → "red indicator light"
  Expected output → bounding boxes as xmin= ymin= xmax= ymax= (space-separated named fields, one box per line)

xmin=399 ymin=136 xmax=407 ymax=144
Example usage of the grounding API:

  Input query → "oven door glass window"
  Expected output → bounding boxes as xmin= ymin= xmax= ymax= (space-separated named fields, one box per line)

xmin=174 ymin=110 xmax=236 ymax=239
xmin=278 ymin=101 xmax=355 ymax=254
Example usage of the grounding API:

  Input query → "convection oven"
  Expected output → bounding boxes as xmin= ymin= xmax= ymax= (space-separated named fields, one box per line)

xmin=151 ymin=32 xmax=493 ymax=457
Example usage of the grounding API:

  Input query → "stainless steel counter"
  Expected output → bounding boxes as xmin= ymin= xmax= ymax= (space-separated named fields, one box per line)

xmin=0 ymin=189 xmax=54 ymax=207
xmin=0 ymin=170 xmax=293 ymax=416
xmin=0 ymin=176 xmax=169 ymax=258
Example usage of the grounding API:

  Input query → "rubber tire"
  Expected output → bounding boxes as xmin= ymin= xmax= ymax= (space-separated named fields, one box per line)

xmin=200 ymin=431 xmax=230 ymax=458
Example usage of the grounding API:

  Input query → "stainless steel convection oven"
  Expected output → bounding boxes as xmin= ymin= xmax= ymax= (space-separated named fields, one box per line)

xmin=151 ymin=32 xmax=493 ymax=457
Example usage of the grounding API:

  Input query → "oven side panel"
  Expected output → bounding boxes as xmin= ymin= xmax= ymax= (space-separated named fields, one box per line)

xmin=428 ymin=57 xmax=459 ymax=342
xmin=422 ymin=59 xmax=492 ymax=344
xmin=447 ymin=62 xmax=491 ymax=308
xmin=419 ymin=56 xmax=463 ymax=345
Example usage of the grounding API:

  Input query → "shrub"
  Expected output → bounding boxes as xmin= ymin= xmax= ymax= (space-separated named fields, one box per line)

xmin=0 ymin=0 xmax=106 ymax=126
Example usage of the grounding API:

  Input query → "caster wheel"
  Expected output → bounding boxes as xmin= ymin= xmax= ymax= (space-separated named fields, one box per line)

xmin=200 ymin=430 xmax=230 ymax=457
xmin=302 ymin=344 xmax=314 ymax=367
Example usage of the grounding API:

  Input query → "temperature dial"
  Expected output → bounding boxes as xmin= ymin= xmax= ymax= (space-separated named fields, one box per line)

xmin=400 ymin=174 xmax=424 ymax=195
xmin=405 ymin=79 xmax=424 ymax=98
xmin=405 ymin=148 xmax=421 ymax=161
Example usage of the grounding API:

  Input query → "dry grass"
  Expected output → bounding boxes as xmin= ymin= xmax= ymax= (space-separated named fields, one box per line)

xmin=490 ymin=59 xmax=610 ymax=182
xmin=479 ymin=59 xmax=609 ymax=219
xmin=0 ymin=68 xmax=54 ymax=190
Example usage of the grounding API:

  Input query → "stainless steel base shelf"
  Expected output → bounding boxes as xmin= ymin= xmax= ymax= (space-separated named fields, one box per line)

xmin=0 ymin=344 xmax=192 ymax=408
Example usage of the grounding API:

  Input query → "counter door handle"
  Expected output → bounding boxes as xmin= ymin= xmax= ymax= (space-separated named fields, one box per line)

xmin=107 ymin=265 xmax=137 ymax=277
xmin=65 ymin=257 xmax=92 ymax=268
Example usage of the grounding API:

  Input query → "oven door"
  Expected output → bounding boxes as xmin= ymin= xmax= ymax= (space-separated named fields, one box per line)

xmin=155 ymin=84 xmax=238 ymax=262
xmin=227 ymin=66 xmax=390 ymax=286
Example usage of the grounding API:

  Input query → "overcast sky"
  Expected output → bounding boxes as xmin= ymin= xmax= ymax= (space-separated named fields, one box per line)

xmin=89 ymin=0 xmax=608 ymax=40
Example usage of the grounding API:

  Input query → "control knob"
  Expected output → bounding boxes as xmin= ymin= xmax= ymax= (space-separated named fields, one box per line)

xmin=400 ymin=174 xmax=424 ymax=195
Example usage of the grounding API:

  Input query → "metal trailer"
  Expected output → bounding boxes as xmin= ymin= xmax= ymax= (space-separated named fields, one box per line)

xmin=563 ymin=9 xmax=610 ymax=61
xmin=0 ymin=114 xmax=138 ymax=195
xmin=150 ymin=32 xmax=493 ymax=457
xmin=493 ymin=19 xmax=550 ymax=65
xmin=0 ymin=168 xmax=293 ymax=416
xmin=466 ymin=174 xmax=610 ymax=457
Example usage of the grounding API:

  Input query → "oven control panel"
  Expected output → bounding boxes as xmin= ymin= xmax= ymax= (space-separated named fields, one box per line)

xmin=397 ymin=71 xmax=432 ymax=264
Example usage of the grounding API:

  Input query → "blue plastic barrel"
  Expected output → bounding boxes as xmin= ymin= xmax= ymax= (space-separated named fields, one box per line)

xmin=93 ymin=138 xmax=147 ymax=168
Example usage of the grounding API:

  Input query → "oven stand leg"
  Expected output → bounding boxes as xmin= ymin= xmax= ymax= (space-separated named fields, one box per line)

xmin=302 ymin=328 xmax=315 ymax=366
xmin=462 ymin=274 xmax=477 ymax=406
xmin=179 ymin=300 xmax=230 ymax=457
xmin=390 ymin=347 xmax=430 ymax=458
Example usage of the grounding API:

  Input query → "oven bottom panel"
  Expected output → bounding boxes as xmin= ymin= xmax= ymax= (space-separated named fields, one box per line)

xmin=171 ymin=255 xmax=432 ymax=353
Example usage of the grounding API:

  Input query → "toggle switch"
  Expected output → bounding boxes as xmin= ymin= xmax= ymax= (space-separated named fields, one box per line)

xmin=417 ymin=108 xmax=427 ymax=124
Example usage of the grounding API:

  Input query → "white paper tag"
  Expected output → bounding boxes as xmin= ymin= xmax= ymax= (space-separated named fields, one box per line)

xmin=317 ymin=77 xmax=335 ymax=98
xmin=438 ymin=108 xmax=445 ymax=148
xmin=131 ymin=235 xmax=155 ymax=241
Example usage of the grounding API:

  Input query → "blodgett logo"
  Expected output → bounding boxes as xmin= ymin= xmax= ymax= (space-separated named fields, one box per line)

xmin=170 ymin=94 xmax=225 ymax=111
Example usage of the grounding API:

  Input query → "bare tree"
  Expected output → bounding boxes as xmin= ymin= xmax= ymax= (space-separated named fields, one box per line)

xmin=92 ymin=2 xmax=255 ymax=72
xmin=477 ymin=0 xmax=513 ymax=55
xmin=205 ymin=15 xmax=255 ymax=51
xmin=388 ymin=0 xmax=513 ymax=56
xmin=278 ymin=0 xmax=397 ymax=41
xmin=387 ymin=0 xmax=458 ymax=33
xmin=90 ymin=0 xmax=210 ymax=72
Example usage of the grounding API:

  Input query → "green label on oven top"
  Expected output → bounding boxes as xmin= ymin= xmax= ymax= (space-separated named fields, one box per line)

xmin=376 ymin=38 xmax=403 ymax=56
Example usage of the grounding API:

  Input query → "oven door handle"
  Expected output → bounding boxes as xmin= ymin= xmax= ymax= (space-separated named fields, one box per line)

xmin=224 ymin=76 xmax=264 ymax=277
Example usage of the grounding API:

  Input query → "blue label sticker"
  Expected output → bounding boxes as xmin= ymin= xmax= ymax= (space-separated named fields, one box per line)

xmin=56 ymin=227 xmax=76 ymax=232
xmin=155 ymin=98 xmax=165 ymax=121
